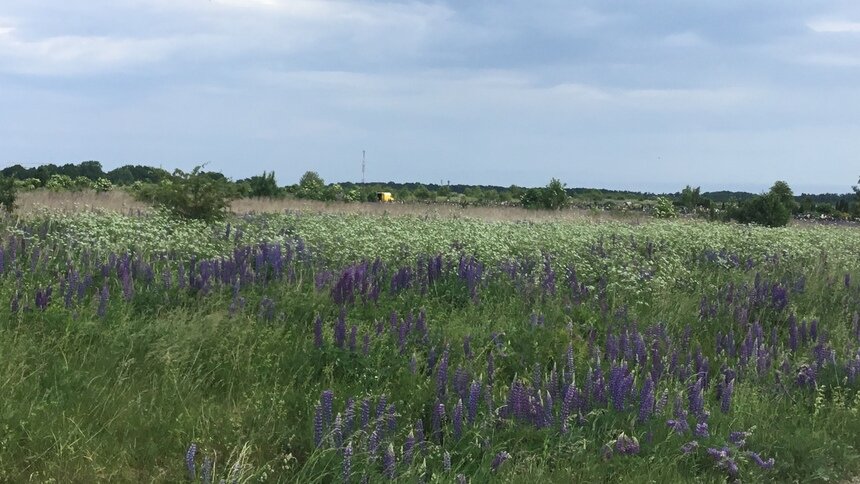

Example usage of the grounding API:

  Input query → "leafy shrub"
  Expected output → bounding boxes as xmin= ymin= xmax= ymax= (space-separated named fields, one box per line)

xmin=246 ymin=171 xmax=280 ymax=198
xmin=730 ymin=181 xmax=795 ymax=227
xmin=521 ymin=178 xmax=570 ymax=210
xmin=45 ymin=174 xmax=74 ymax=191
xmin=0 ymin=175 xmax=16 ymax=213
xmin=654 ymin=196 xmax=677 ymax=218
xmin=143 ymin=166 xmax=238 ymax=222
xmin=296 ymin=171 xmax=326 ymax=200
xmin=94 ymin=178 xmax=113 ymax=193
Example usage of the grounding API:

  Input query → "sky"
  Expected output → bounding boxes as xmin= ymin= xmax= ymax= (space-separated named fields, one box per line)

xmin=1 ymin=1 xmax=859 ymax=193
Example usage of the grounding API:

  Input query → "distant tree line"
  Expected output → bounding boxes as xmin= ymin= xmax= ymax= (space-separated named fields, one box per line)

xmin=1 ymin=161 xmax=858 ymax=225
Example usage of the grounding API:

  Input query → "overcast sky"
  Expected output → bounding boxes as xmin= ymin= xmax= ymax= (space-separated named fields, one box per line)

xmin=1 ymin=1 xmax=859 ymax=193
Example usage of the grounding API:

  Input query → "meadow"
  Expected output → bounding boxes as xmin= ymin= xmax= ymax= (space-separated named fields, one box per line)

xmin=1 ymin=206 xmax=859 ymax=482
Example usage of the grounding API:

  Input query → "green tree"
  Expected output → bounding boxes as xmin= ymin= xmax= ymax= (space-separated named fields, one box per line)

xmin=247 ymin=171 xmax=280 ymax=198
xmin=147 ymin=166 xmax=238 ymax=222
xmin=731 ymin=183 xmax=793 ymax=227
xmin=770 ymin=180 xmax=796 ymax=213
xmin=679 ymin=185 xmax=701 ymax=211
xmin=541 ymin=178 xmax=569 ymax=210
xmin=413 ymin=185 xmax=432 ymax=201
xmin=0 ymin=175 xmax=16 ymax=213
xmin=297 ymin=171 xmax=325 ymax=200
xmin=520 ymin=188 xmax=544 ymax=209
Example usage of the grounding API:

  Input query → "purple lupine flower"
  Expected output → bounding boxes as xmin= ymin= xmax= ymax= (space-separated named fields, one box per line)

xmin=667 ymin=414 xmax=690 ymax=434
xmin=454 ymin=367 xmax=470 ymax=401
xmin=414 ymin=419 xmax=425 ymax=454
xmin=795 ymin=364 xmax=817 ymax=388
xmin=437 ymin=347 xmax=450 ymax=398
xmin=403 ymin=433 xmax=415 ymax=464
xmin=681 ymin=441 xmax=699 ymax=454
xmin=548 ymin=366 xmax=559 ymax=401
xmin=748 ymin=451 xmax=775 ymax=469
xmin=368 ymin=430 xmax=380 ymax=457
xmin=344 ymin=399 xmax=355 ymax=437
xmin=321 ymin=390 xmax=334 ymax=427
xmin=694 ymin=421 xmax=709 ymax=438
xmin=614 ymin=433 xmax=640 ymax=455
xmin=456 ymin=474 xmax=466 ymax=484
xmin=386 ymin=404 xmax=397 ymax=435
xmin=453 ymin=399 xmax=464 ymax=439
xmin=688 ymin=378 xmax=704 ymax=418
xmin=432 ymin=403 xmax=445 ymax=443
xmin=443 ymin=451 xmax=452 ymax=473
xmin=201 ymin=455 xmax=212 ymax=484
xmin=463 ymin=335 xmax=473 ymax=359
xmin=185 ymin=443 xmax=197 ymax=480
xmin=608 ymin=362 xmax=628 ymax=412
xmin=348 ymin=325 xmax=357 ymax=352
xmin=383 ymin=444 xmax=396 ymax=479
xmin=362 ymin=333 xmax=370 ymax=356
xmin=314 ymin=404 xmax=324 ymax=447
xmin=490 ymin=451 xmax=511 ymax=472
xmin=638 ymin=375 xmax=655 ymax=423
xmin=468 ymin=380 xmax=481 ymax=424
xmin=566 ymin=344 xmax=575 ymax=379
xmin=707 ymin=446 xmax=738 ymax=478
xmin=728 ymin=431 xmax=747 ymax=447
xmin=810 ymin=319 xmax=818 ymax=342
xmin=360 ymin=399 xmax=370 ymax=430
xmin=333 ymin=413 xmax=343 ymax=448
xmin=720 ymin=379 xmax=734 ymax=414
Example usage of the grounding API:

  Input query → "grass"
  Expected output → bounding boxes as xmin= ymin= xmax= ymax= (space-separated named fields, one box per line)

xmin=0 ymin=207 xmax=859 ymax=482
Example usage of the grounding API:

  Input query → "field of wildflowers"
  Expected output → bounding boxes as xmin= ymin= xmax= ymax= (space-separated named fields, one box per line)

xmin=1 ymin=209 xmax=859 ymax=482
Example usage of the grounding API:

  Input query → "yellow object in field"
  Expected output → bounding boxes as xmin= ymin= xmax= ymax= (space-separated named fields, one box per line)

xmin=376 ymin=192 xmax=395 ymax=202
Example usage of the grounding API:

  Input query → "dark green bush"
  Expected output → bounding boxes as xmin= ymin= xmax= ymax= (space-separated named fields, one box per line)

xmin=0 ymin=175 xmax=16 ymax=213
xmin=144 ymin=166 xmax=238 ymax=222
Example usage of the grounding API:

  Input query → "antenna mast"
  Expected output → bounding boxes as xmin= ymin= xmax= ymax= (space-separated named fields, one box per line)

xmin=362 ymin=150 xmax=366 ymax=184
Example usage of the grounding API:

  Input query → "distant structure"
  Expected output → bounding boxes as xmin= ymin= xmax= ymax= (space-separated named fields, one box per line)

xmin=362 ymin=150 xmax=366 ymax=184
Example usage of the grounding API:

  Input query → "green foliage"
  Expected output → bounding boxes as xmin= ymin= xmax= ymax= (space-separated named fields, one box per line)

xmin=244 ymin=171 xmax=280 ymax=198
xmin=654 ymin=196 xmax=677 ymax=218
xmin=45 ymin=174 xmax=74 ymax=191
xmin=412 ymin=185 xmax=432 ymax=200
xmin=730 ymin=181 xmax=796 ymax=227
xmin=2 ymin=210 xmax=860 ymax=482
xmin=145 ymin=166 xmax=238 ymax=222
xmin=0 ymin=175 xmax=16 ymax=213
xmin=74 ymin=176 xmax=93 ymax=191
xmin=296 ymin=171 xmax=326 ymax=200
xmin=678 ymin=185 xmax=708 ymax=211
xmin=521 ymin=178 xmax=570 ymax=209
xmin=94 ymin=178 xmax=113 ymax=193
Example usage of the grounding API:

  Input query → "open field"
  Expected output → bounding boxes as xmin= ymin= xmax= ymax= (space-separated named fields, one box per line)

xmin=14 ymin=189 xmax=649 ymax=223
xmin=1 ymin=207 xmax=859 ymax=482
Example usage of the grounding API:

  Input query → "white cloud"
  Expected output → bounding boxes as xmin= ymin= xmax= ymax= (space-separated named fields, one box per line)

xmin=808 ymin=19 xmax=860 ymax=33
xmin=0 ymin=18 xmax=187 ymax=75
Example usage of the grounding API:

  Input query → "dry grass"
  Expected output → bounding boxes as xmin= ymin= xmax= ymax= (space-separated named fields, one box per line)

xmin=14 ymin=189 xmax=650 ymax=223
xmin=232 ymin=197 xmax=650 ymax=223
xmin=15 ymin=189 xmax=149 ymax=215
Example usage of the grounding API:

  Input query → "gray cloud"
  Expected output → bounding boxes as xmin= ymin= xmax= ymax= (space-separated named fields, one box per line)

xmin=1 ymin=0 xmax=858 ymax=192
